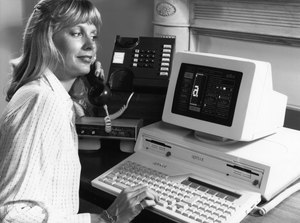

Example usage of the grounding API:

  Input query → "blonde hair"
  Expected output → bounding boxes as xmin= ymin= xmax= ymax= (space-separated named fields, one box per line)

xmin=6 ymin=0 xmax=102 ymax=101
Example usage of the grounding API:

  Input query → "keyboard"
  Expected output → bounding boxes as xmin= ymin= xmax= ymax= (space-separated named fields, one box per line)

xmin=98 ymin=160 xmax=240 ymax=223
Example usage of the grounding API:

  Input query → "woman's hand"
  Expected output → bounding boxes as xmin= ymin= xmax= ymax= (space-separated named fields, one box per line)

xmin=106 ymin=184 xmax=159 ymax=223
xmin=94 ymin=61 xmax=105 ymax=79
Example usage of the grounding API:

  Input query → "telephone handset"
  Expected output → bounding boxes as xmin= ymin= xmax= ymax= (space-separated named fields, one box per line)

xmin=108 ymin=35 xmax=175 ymax=93
xmin=85 ymin=63 xmax=111 ymax=106
xmin=115 ymin=36 xmax=139 ymax=48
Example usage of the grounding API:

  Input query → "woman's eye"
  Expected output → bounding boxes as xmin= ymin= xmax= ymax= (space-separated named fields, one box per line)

xmin=72 ymin=32 xmax=82 ymax=37
xmin=91 ymin=35 xmax=98 ymax=41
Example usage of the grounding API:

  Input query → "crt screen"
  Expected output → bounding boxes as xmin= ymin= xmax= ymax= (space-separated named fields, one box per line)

xmin=171 ymin=63 xmax=242 ymax=126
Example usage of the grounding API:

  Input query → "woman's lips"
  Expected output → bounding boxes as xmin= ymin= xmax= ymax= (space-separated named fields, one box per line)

xmin=78 ymin=56 xmax=93 ymax=64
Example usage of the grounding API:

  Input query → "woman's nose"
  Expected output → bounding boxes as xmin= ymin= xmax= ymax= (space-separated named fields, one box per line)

xmin=83 ymin=36 xmax=96 ymax=50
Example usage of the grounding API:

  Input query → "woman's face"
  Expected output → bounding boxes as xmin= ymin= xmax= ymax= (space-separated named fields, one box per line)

xmin=52 ymin=23 xmax=98 ymax=81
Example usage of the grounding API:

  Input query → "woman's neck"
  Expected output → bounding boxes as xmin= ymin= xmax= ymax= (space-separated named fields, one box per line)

xmin=59 ymin=78 xmax=76 ymax=92
xmin=51 ymin=68 xmax=77 ymax=92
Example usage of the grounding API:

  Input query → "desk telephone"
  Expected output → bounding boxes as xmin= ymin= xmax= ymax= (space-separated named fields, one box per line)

xmin=107 ymin=35 xmax=175 ymax=94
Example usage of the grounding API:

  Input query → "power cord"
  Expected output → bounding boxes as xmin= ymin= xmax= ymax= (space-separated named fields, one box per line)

xmin=251 ymin=182 xmax=300 ymax=216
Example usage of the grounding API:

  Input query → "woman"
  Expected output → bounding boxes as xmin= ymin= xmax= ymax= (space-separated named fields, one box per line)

xmin=0 ymin=0 xmax=158 ymax=222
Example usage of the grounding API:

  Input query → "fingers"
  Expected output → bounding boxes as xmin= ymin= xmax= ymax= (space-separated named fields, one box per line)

xmin=126 ymin=185 xmax=159 ymax=208
xmin=133 ymin=196 xmax=155 ymax=214
xmin=141 ymin=198 xmax=157 ymax=208
xmin=94 ymin=61 xmax=105 ymax=79
xmin=136 ymin=187 xmax=158 ymax=203
xmin=128 ymin=184 xmax=147 ymax=197
xmin=107 ymin=184 xmax=159 ymax=223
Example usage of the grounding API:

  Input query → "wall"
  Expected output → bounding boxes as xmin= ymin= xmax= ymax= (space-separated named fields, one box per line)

xmin=0 ymin=0 xmax=24 ymax=114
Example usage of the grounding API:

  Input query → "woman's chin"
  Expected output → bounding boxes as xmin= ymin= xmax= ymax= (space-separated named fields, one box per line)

xmin=77 ymin=67 xmax=91 ymax=76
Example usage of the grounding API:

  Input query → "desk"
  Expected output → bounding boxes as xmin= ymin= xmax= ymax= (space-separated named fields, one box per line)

xmin=79 ymin=139 xmax=300 ymax=223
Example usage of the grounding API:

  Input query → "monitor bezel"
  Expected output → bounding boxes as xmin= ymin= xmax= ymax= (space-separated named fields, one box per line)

xmin=162 ymin=51 xmax=270 ymax=141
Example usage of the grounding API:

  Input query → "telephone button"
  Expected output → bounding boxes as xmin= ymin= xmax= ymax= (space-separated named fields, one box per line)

xmin=163 ymin=44 xmax=172 ymax=49
xmin=162 ymin=53 xmax=171 ymax=58
xmin=160 ymin=72 xmax=169 ymax=76
xmin=161 ymin=62 xmax=170 ymax=67
xmin=147 ymin=50 xmax=155 ymax=54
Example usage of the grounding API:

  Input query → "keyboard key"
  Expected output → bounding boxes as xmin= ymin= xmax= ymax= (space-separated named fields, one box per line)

xmin=157 ymin=199 xmax=168 ymax=208
xmin=188 ymin=182 xmax=198 ymax=188
xmin=167 ymin=205 xmax=176 ymax=212
xmin=207 ymin=189 xmax=218 ymax=196
xmin=181 ymin=180 xmax=191 ymax=186
xmin=226 ymin=195 xmax=237 ymax=202
xmin=114 ymin=182 xmax=127 ymax=189
xmin=182 ymin=196 xmax=199 ymax=206
xmin=198 ymin=186 xmax=208 ymax=192
xmin=176 ymin=201 xmax=189 ymax=210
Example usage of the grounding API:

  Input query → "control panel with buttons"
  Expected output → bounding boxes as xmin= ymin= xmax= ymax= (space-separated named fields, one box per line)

xmin=76 ymin=117 xmax=143 ymax=141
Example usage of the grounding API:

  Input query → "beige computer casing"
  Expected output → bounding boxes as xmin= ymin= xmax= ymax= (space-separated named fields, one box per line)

xmin=135 ymin=121 xmax=300 ymax=201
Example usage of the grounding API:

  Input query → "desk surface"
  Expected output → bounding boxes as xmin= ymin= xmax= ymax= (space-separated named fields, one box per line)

xmin=79 ymin=140 xmax=300 ymax=223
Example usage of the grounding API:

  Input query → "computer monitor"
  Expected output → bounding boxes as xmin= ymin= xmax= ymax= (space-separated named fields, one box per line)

xmin=162 ymin=51 xmax=287 ymax=142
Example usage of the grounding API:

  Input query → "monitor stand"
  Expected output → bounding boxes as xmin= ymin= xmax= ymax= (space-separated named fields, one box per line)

xmin=194 ymin=131 xmax=237 ymax=145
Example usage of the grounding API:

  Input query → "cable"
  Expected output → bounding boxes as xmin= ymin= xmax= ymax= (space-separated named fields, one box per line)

xmin=103 ymin=105 xmax=112 ymax=133
xmin=103 ymin=92 xmax=135 ymax=133
xmin=110 ymin=92 xmax=134 ymax=120
xmin=251 ymin=182 xmax=300 ymax=216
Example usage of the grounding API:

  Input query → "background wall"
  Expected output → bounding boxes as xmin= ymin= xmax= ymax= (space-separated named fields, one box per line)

xmin=0 ymin=0 xmax=24 ymax=114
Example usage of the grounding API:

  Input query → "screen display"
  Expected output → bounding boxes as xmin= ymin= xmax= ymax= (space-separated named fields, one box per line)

xmin=172 ymin=63 xmax=242 ymax=126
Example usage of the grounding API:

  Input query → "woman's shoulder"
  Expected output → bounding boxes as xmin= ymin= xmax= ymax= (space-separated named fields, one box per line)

xmin=17 ymin=80 xmax=59 ymax=105
xmin=5 ymin=80 xmax=62 ymax=116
